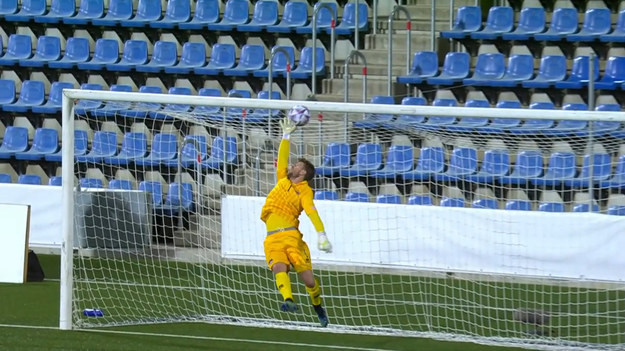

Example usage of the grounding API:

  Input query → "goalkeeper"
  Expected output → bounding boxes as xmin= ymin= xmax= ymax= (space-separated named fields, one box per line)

xmin=260 ymin=116 xmax=333 ymax=327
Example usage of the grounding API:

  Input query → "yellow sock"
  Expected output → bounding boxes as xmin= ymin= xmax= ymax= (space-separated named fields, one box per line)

xmin=275 ymin=272 xmax=293 ymax=301
xmin=306 ymin=279 xmax=322 ymax=306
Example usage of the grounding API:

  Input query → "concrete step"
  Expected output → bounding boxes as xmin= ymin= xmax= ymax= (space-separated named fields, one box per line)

xmin=333 ymin=63 xmax=408 ymax=77
xmin=365 ymin=32 xmax=439 ymax=51
xmin=322 ymin=77 xmax=408 ymax=99
xmin=175 ymin=214 xmax=221 ymax=248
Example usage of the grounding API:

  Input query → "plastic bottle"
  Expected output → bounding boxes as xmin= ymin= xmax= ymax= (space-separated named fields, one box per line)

xmin=83 ymin=308 xmax=104 ymax=317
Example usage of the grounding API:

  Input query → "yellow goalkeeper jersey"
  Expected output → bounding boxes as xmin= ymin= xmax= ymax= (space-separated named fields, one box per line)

xmin=260 ymin=138 xmax=325 ymax=233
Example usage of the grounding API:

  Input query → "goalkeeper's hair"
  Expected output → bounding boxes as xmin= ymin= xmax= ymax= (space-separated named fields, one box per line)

xmin=298 ymin=158 xmax=316 ymax=182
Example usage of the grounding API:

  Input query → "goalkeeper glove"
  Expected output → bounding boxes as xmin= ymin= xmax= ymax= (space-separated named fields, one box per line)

xmin=317 ymin=232 xmax=333 ymax=253
xmin=279 ymin=117 xmax=297 ymax=139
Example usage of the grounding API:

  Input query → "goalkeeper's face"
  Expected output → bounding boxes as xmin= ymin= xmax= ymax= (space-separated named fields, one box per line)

xmin=288 ymin=162 xmax=307 ymax=182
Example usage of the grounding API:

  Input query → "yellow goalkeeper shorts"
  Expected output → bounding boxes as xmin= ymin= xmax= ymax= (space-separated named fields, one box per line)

xmin=264 ymin=230 xmax=312 ymax=273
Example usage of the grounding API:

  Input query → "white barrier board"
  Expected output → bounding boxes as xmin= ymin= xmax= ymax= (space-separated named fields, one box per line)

xmin=0 ymin=203 xmax=31 ymax=283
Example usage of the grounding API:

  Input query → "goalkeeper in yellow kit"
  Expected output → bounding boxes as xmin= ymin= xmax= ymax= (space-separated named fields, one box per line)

xmin=260 ymin=116 xmax=333 ymax=327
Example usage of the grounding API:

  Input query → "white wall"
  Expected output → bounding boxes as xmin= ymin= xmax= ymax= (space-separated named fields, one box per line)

xmin=0 ymin=203 xmax=30 ymax=283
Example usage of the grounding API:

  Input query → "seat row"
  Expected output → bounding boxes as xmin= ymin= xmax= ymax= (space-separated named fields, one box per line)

xmin=0 ymin=0 xmax=367 ymax=33
xmin=443 ymin=6 xmax=625 ymax=43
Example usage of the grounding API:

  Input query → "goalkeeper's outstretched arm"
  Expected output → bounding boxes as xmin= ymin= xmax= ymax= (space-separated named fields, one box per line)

xmin=276 ymin=117 xmax=297 ymax=180
xmin=302 ymin=195 xmax=333 ymax=253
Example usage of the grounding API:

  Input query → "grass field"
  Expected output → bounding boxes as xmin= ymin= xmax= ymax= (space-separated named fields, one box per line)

xmin=0 ymin=254 xmax=620 ymax=351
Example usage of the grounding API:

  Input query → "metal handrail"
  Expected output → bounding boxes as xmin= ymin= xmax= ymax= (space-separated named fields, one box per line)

xmin=268 ymin=46 xmax=292 ymax=135
xmin=343 ymin=50 xmax=367 ymax=141
xmin=387 ymin=5 xmax=411 ymax=96
xmin=312 ymin=2 xmax=337 ymax=97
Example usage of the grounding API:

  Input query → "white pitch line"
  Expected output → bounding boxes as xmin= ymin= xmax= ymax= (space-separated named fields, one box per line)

xmin=0 ymin=324 xmax=398 ymax=351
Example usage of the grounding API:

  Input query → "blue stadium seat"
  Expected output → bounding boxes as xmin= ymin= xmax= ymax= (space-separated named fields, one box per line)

xmin=0 ymin=0 xmax=17 ymax=16
xmin=316 ymin=142 xmax=351 ymax=176
xmin=522 ymin=55 xmax=567 ymax=88
xmin=544 ymin=103 xmax=588 ymax=136
xmin=223 ymin=44 xmax=265 ymax=76
xmin=440 ymin=197 xmax=464 ymax=207
xmin=215 ymin=89 xmax=251 ymax=121
xmin=4 ymin=0 xmax=45 ymax=21
xmin=426 ymin=52 xmax=470 ymax=85
xmin=397 ymin=51 xmax=438 ymax=84
xmin=267 ymin=0 xmax=308 ymax=33
xmin=385 ymin=97 xmax=427 ymax=129
xmin=436 ymin=147 xmax=478 ymax=181
xmin=567 ymin=8 xmax=611 ymax=42
xmin=441 ymin=6 xmax=482 ymax=39
xmin=565 ymin=153 xmax=611 ymax=187
xmin=608 ymin=206 xmax=625 ymax=216
xmin=134 ymin=133 xmax=178 ymax=166
xmin=77 ymin=39 xmax=119 ymax=70
xmin=472 ymin=199 xmax=498 ymax=209
xmin=0 ymin=34 xmax=32 ymax=65
xmin=489 ymin=54 xmax=534 ymax=87
xmin=446 ymin=99 xmax=489 ymax=130
xmin=345 ymin=192 xmax=369 ymax=202
xmin=45 ymin=129 xmax=88 ymax=162
xmin=121 ymin=0 xmax=161 ymax=27
xmin=370 ymin=145 xmax=414 ymax=179
xmin=3 ymin=80 xmax=45 ymax=112
xmin=534 ymin=8 xmax=578 ymax=41
xmin=471 ymin=6 xmax=514 ymax=40
xmin=505 ymin=200 xmax=532 ymax=211
xmin=164 ymin=42 xmax=207 ymax=74
xmin=91 ymin=0 xmax=132 ymax=26
xmin=338 ymin=143 xmax=382 ymax=177
xmin=80 ymin=178 xmax=104 ymax=189
xmin=465 ymin=150 xmax=510 ymax=183
xmin=555 ymin=55 xmax=600 ymax=89
xmin=158 ymin=183 xmax=194 ymax=213
xmin=179 ymin=0 xmax=218 ymax=29
xmin=401 ymin=147 xmax=445 ymax=181
xmin=481 ymin=100 xmax=522 ymax=131
xmin=201 ymin=136 xmax=238 ymax=170
xmin=407 ymin=195 xmax=433 ymax=205
xmin=334 ymin=2 xmax=368 ymax=35
xmin=594 ymin=56 xmax=625 ymax=90
xmin=463 ymin=53 xmax=506 ymax=86
xmin=104 ymin=132 xmax=148 ymax=165
xmin=601 ymin=155 xmax=625 ymax=188
xmin=296 ymin=2 xmax=337 ymax=34
xmin=529 ymin=152 xmax=576 ymax=186
xmin=75 ymin=131 xmax=118 ymax=163
xmin=48 ymin=37 xmax=90 ymax=68
xmin=163 ymin=135 xmax=208 ymax=168
xmin=151 ymin=0 xmax=190 ymax=28
xmin=511 ymin=102 xmax=555 ymax=133
xmin=499 ymin=150 xmax=543 ymax=185
xmin=64 ymin=0 xmax=104 ymax=24
xmin=139 ymin=181 xmax=164 ymax=206
xmin=150 ymin=87 xmax=192 ymax=120
xmin=0 ymin=173 xmax=12 ymax=183
xmin=91 ymin=84 xmax=134 ymax=118
xmin=108 ymin=179 xmax=133 ymax=190
xmin=502 ymin=7 xmax=546 ymax=40
xmin=36 ymin=0 xmax=75 ymax=23
xmin=290 ymin=47 xmax=325 ymax=78
xmin=15 ymin=128 xmax=58 ymax=160
xmin=601 ymin=10 xmax=625 ymax=42
xmin=593 ymin=104 xmax=622 ymax=136
xmin=0 ymin=126 xmax=29 ymax=158
xmin=107 ymin=40 xmax=148 ymax=71
xmin=208 ymin=0 xmax=249 ymax=31
xmin=376 ymin=194 xmax=401 ymax=204
xmin=18 ymin=174 xmax=42 ymax=185
xmin=538 ymin=202 xmax=565 ymax=212
xmin=20 ymin=35 xmax=61 ymax=67
xmin=354 ymin=95 xmax=395 ymax=129
xmin=194 ymin=43 xmax=235 ymax=75
xmin=191 ymin=88 xmax=221 ymax=115
xmin=137 ymin=41 xmax=178 ymax=73
xmin=0 ymin=79 xmax=16 ymax=106
xmin=254 ymin=46 xmax=296 ymax=78
xmin=572 ymin=203 xmax=599 ymax=212
xmin=315 ymin=191 xmax=339 ymax=200
xmin=246 ymin=90 xmax=281 ymax=122
xmin=423 ymin=98 xmax=457 ymax=127
xmin=237 ymin=0 xmax=278 ymax=32
xmin=74 ymin=83 xmax=104 ymax=114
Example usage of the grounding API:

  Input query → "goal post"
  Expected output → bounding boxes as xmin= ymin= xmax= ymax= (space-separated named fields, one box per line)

xmin=60 ymin=88 xmax=625 ymax=350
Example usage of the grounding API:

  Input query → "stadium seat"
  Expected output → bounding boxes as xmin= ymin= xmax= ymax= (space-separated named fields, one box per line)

xmin=18 ymin=174 xmax=42 ymax=185
xmin=502 ymin=7 xmax=546 ymax=40
xmin=15 ymin=128 xmax=58 ymax=160
xmin=385 ymin=97 xmax=427 ymax=129
xmin=600 ymin=10 xmax=625 ymax=42
xmin=296 ymin=2 xmax=338 ymax=34
xmin=166 ymin=135 xmax=208 ymax=168
xmin=4 ymin=0 xmax=45 ymax=21
xmin=108 ymin=179 xmax=133 ymax=190
xmin=0 ymin=34 xmax=32 ymax=65
xmin=499 ymin=150 xmax=543 ymax=185
xmin=354 ymin=95 xmax=395 ymax=129
xmin=572 ymin=203 xmax=599 ymax=212
xmin=254 ymin=46 xmax=296 ymax=78
xmin=436 ymin=147 xmax=478 ymax=181
xmin=345 ymin=192 xmax=369 ymax=202
xmin=0 ymin=126 xmax=28 ymax=158
xmin=216 ymin=89 xmax=251 ymax=121
xmin=534 ymin=8 xmax=578 ymax=41
xmin=80 ymin=178 xmax=104 ymax=189
xmin=134 ymin=133 xmax=178 ymax=166
xmin=36 ymin=0 xmax=75 ymax=23
xmin=165 ymin=42 xmax=207 ymax=74
xmin=465 ymin=150 xmax=510 ymax=183
xmin=121 ymin=0 xmax=161 ymax=27
xmin=463 ymin=53 xmax=506 ymax=86
xmin=237 ymin=0 xmax=278 ymax=32
xmin=407 ymin=195 xmax=433 ymax=205
xmin=290 ymin=47 xmax=325 ymax=78
xmin=480 ymin=100 xmax=522 ymax=131
xmin=223 ymin=44 xmax=266 ymax=76
xmin=538 ymin=202 xmax=565 ymax=212
xmin=339 ymin=143 xmax=382 ymax=177
xmin=522 ymin=55 xmax=567 ymax=88
xmin=592 ymin=104 xmax=622 ymax=136
xmin=191 ymin=88 xmax=222 ymax=115
xmin=594 ymin=56 xmax=625 ymax=90
xmin=64 ymin=0 xmax=104 ymax=24
xmin=608 ymin=206 xmax=625 ymax=216
xmin=245 ymin=90 xmax=281 ymax=122
xmin=267 ymin=0 xmax=308 ymax=33
xmin=334 ymin=2 xmax=369 ymax=34
xmin=157 ymin=182 xmax=194 ymax=213
xmin=19 ymin=36 xmax=61 ymax=67
xmin=91 ymin=84 xmax=134 ymax=118
xmin=370 ymin=145 xmax=414 ymax=179
xmin=472 ymin=199 xmax=499 ymax=209
xmin=75 ymin=131 xmax=118 ymax=163
xmin=149 ymin=87 xmax=191 ymax=120
xmin=543 ymin=103 xmax=588 ymax=135
xmin=194 ymin=43 xmax=235 ymax=75
xmin=179 ymin=0 xmax=219 ymax=29
xmin=136 ymin=41 xmax=177 ymax=73
xmin=426 ymin=52 xmax=470 ymax=85
xmin=565 ymin=153 xmax=611 ymax=187
xmin=529 ymin=152 xmax=576 ymax=186
xmin=201 ymin=136 xmax=238 ymax=170
xmin=555 ymin=56 xmax=600 ymax=89
xmin=107 ymin=40 xmax=148 ymax=71
xmin=0 ymin=0 xmax=17 ymax=16
xmin=45 ymin=129 xmax=88 ymax=162
xmin=397 ymin=51 xmax=438 ymax=84
xmin=505 ymin=200 xmax=532 ymax=211
xmin=440 ymin=197 xmax=464 ymax=207
xmin=151 ymin=0 xmax=191 ymax=28
xmin=139 ymin=181 xmax=164 ymax=206
xmin=50 ymin=176 xmax=64 ymax=186
xmin=447 ymin=99 xmax=490 ymax=130
xmin=208 ymin=0 xmax=249 ymax=31
xmin=73 ymin=83 xmax=104 ymax=114
xmin=510 ymin=102 xmax=555 ymax=133
xmin=489 ymin=54 xmax=534 ymax=87
xmin=3 ymin=80 xmax=45 ymax=112
xmin=0 ymin=80 xmax=16 ymax=106
xmin=423 ymin=98 xmax=457 ymax=127
xmin=315 ymin=191 xmax=339 ymax=200
xmin=601 ymin=155 xmax=625 ymax=188
xmin=48 ymin=37 xmax=90 ymax=68
xmin=401 ymin=147 xmax=445 ymax=181
xmin=376 ymin=194 xmax=401 ymax=204
xmin=78 ymin=39 xmax=119 ymax=70
xmin=471 ymin=6 xmax=514 ymax=40
xmin=0 ymin=173 xmax=12 ymax=183
xmin=441 ymin=6 xmax=482 ymax=39
xmin=91 ymin=0 xmax=132 ymax=26
xmin=567 ymin=8 xmax=611 ymax=41
xmin=316 ymin=142 xmax=351 ymax=176
xmin=104 ymin=132 xmax=148 ymax=165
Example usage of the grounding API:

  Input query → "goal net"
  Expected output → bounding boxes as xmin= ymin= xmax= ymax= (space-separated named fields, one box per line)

xmin=60 ymin=89 xmax=625 ymax=350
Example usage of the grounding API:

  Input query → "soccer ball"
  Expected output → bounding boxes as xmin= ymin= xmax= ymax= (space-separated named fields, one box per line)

xmin=288 ymin=105 xmax=311 ymax=127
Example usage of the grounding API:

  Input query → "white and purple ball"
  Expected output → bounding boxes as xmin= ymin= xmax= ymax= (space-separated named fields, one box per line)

xmin=288 ymin=105 xmax=311 ymax=127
